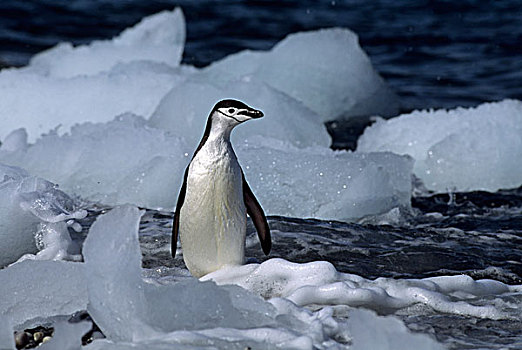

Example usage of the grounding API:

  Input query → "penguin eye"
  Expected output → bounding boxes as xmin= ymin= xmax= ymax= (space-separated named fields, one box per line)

xmin=227 ymin=108 xmax=236 ymax=114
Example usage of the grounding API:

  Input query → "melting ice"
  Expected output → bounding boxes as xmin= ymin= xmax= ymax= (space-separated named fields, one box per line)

xmin=358 ymin=100 xmax=522 ymax=193
xmin=0 ymin=7 xmax=521 ymax=350
xmin=0 ymin=163 xmax=85 ymax=267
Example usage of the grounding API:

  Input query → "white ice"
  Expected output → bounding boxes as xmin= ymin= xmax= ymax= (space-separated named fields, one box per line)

xmin=0 ymin=8 xmax=189 ymax=142
xmin=0 ymin=163 xmax=86 ymax=267
xmin=358 ymin=99 xmax=522 ymax=192
xmin=0 ymin=115 xmax=190 ymax=210
xmin=81 ymin=205 xmax=451 ymax=349
xmin=0 ymin=317 xmax=13 ymax=350
xmin=0 ymin=8 xmax=411 ymax=220
xmin=39 ymin=321 xmax=91 ymax=350
xmin=27 ymin=9 xmax=185 ymax=78
xmin=0 ymin=6 xmax=519 ymax=350
xmin=0 ymin=260 xmax=87 ymax=328
xmin=236 ymin=136 xmax=413 ymax=221
xmin=148 ymin=78 xmax=332 ymax=150
xmin=0 ymin=118 xmax=413 ymax=220
xmin=199 ymin=28 xmax=400 ymax=121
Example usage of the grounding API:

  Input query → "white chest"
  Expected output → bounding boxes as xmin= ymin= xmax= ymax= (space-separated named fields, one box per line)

xmin=179 ymin=140 xmax=247 ymax=277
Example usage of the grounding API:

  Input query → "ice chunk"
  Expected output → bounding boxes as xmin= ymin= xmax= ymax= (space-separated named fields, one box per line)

xmin=0 ymin=61 xmax=190 ymax=142
xmin=347 ymin=309 xmax=445 ymax=350
xmin=236 ymin=136 xmax=413 ymax=221
xmin=1 ymin=128 xmax=28 ymax=153
xmin=358 ymin=99 xmax=522 ymax=192
xmin=0 ymin=8 xmax=188 ymax=142
xmin=204 ymin=258 xmax=519 ymax=320
xmin=0 ymin=114 xmax=190 ymax=210
xmin=28 ymin=8 xmax=185 ymax=78
xmin=39 ymin=320 xmax=91 ymax=350
xmin=83 ymin=206 xmax=278 ymax=341
xmin=0 ymin=317 xmax=13 ymax=350
xmin=2 ymin=116 xmax=411 ymax=220
xmin=0 ymin=260 xmax=87 ymax=328
xmin=148 ymin=79 xmax=331 ymax=149
xmin=0 ymin=164 xmax=39 ymax=266
xmin=83 ymin=206 xmax=348 ymax=348
xmin=0 ymin=163 xmax=85 ymax=266
xmin=202 ymin=28 xmax=399 ymax=121
xmin=83 ymin=205 xmax=155 ymax=341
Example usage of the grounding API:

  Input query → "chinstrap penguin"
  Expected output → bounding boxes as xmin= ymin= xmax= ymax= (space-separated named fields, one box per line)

xmin=172 ymin=99 xmax=271 ymax=277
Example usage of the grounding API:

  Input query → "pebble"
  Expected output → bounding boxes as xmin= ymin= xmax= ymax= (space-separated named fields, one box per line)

xmin=32 ymin=331 xmax=44 ymax=343
xmin=42 ymin=336 xmax=52 ymax=343
xmin=14 ymin=331 xmax=30 ymax=349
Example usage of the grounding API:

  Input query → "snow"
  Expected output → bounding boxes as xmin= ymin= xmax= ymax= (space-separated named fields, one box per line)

xmin=203 ymin=258 xmax=515 ymax=320
xmin=0 ymin=163 xmax=85 ymax=267
xmin=358 ymin=100 xmax=522 ymax=192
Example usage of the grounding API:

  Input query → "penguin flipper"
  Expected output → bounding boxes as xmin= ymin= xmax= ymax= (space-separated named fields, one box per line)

xmin=172 ymin=167 xmax=189 ymax=258
xmin=242 ymin=176 xmax=271 ymax=255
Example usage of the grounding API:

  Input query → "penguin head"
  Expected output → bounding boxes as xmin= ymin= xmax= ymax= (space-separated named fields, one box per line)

xmin=211 ymin=99 xmax=264 ymax=126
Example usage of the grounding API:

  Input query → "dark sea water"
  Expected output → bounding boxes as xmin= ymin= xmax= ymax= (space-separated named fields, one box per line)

xmin=2 ymin=1 xmax=521 ymax=349
xmin=1 ymin=0 xmax=521 ymax=112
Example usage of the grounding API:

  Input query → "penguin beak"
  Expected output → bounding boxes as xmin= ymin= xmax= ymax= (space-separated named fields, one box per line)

xmin=246 ymin=109 xmax=264 ymax=119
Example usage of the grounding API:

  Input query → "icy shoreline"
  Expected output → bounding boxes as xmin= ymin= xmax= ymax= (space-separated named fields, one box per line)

xmin=5 ymin=205 xmax=522 ymax=349
xmin=1 ymin=7 xmax=521 ymax=350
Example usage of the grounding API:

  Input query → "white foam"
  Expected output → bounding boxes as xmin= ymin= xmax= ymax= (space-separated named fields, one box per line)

xmin=236 ymin=137 xmax=413 ymax=221
xmin=202 ymin=28 xmax=399 ymax=121
xmin=347 ymin=309 xmax=445 ymax=350
xmin=358 ymin=99 xmax=522 ymax=192
xmin=204 ymin=258 xmax=518 ymax=320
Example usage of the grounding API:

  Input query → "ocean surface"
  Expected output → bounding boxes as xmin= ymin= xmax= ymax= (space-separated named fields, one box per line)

xmin=1 ymin=0 xmax=521 ymax=112
xmin=1 ymin=1 xmax=521 ymax=349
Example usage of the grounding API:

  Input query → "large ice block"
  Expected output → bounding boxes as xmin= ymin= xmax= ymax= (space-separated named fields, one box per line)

xmin=148 ymin=79 xmax=331 ymax=150
xmin=0 ymin=163 xmax=85 ymax=266
xmin=202 ymin=28 xmax=400 ymax=121
xmin=0 ymin=260 xmax=87 ymax=328
xmin=28 ymin=8 xmax=185 ymax=78
xmin=358 ymin=100 xmax=522 ymax=192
